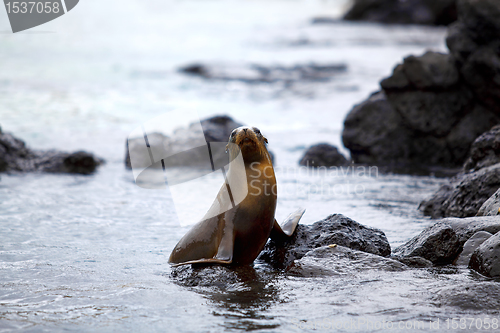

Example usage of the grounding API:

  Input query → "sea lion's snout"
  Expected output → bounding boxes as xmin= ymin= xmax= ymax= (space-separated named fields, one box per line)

xmin=226 ymin=126 xmax=270 ymax=163
xmin=229 ymin=126 xmax=268 ymax=147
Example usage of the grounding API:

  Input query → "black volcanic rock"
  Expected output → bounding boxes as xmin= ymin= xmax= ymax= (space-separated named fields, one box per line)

xmin=455 ymin=231 xmax=493 ymax=265
xmin=343 ymin=0 xmax=457 ymax=26
xmin=200 ymin=115 xmax=243 ymax=142
xmin=287 ymin=246 xmax=406 ymax=278
xmin=419 ymin=163 xmax=500 ymax=218
xmin=469 ymin=231 xmax=500 ymax=277
xmin=464 ymin=125 xmax=500 ymax=172
xmin=394 ymin=216 xmax=500 ymax=265
xmin=342 ymin=91 xmax=412 ymax=166
xmin=299 ymin=143 xmax=348 ymax=167
xmin=342 ymin=0 xmax=500 ymax=172
xmin=477 ymin=188 xmax=500 ymax=216
xmin=258 ymin=214 xmax=391 ymax=269
xmin=393 ymin=222 xmax=461 ymax=265
xmin=125 ymin=115 xmax=276 ymax=170
xmin=433 ymin=282 xmax=500 ymax=310
xmin=0 ymin=129 xmax=102 ymax=175
xmin=179 ymin=62 xmax=347 ymax=83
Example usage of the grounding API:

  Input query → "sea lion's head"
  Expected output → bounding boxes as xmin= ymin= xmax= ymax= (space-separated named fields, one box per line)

xmin=226 ymin=126 xmax=271 ymax=163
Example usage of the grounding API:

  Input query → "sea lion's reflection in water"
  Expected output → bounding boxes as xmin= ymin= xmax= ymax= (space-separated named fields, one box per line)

xmin=170 ymin=263 xmax=283 ymax=330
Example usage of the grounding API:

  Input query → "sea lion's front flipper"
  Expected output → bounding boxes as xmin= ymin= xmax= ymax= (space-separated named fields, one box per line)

xmin=272 ymin=208 xmax=305 ymax=238
xmin=169 ymin=215 xmax=234 ymax=267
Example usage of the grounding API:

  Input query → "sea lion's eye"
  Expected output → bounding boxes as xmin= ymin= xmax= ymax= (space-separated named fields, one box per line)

xmin=231 ymin=131 xmax=236 ymax=138
xmin=253 ymin=128 xmax=261 ymax=135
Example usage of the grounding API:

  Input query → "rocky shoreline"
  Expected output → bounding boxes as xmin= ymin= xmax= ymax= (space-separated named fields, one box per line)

xmin=0 ymin=127 xmax=103 ymax=175
xmin=342 ymin=0 xmax=458 ymax=26
xmin=171 ymin=0 xmax=500 ymax=290
xmin=339 ymin=0 xmax=500 ymax=174
xmin=4 ymin=0 xmax=498 ymax=307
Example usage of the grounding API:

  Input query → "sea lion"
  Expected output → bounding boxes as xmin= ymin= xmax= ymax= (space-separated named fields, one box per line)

xmin=169 ymin=126 xmax=305 ymax=266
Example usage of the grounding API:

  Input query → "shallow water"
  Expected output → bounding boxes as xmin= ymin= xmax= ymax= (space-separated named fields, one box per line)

xmin=2 ymin=0 xmax=495 ymax=332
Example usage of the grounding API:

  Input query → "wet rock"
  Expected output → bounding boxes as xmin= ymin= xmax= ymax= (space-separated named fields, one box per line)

xmin=394 ymin=216 xmax=500 ymax=265
xmin=469 ymin=231 xmax=500 ymax=277
xmin=343 ymin=52 xmax=499 ymax=171
xmin=420 ymin=163 xmax=500 ymax=218
xmin=393 ymin=222 xmax=460 ymax=265
xmin=463 ymin=125 xmax=500 ymax=172
xmin=477 ymin=188 xmax=500 ymax=216
xmin=447 ymin=0 xmax=500 ymax=113
xmin=0 ymin=130 xmax=102 ymax=174
xmin=381 ymin=52 xmax=460 ymax=91
xmin=125 ymin=115 xmax=244 ymax=169
xmin=124 ymin=115 xmax=277 ymax=170
xmin=342 ymin=91 xmax=412 ymax=167
xmin=394 ymin=256 xmax=433 ymax=268
xmin=446 ymin=22 xmax=478 ymax=64
xmin=125 ymin=133 xmax=169 ymax=169
xmin=419 ymin=182 xmax=457 ymax=218
xmin=450 ymin=216 xmax=500 ymax=244
xmin=307 ymin=215 xmax=391 ymax=257
xmin=40 ymin=151 xmax=102 ymax=175
xmin=287 ymin=246 xmax=406 ymax=278
xmin=461 ymin=48 xmax=500 ymax=115
xmin=171 ymin=264 xmax=252 ymax=288
xmin=343 ymin=0 xmax=500 ymax=173
xmin=433 ymin=282 xmax=500 ymax=310
xmin=257 ymin=224 xmax=312 ymax=270
xmin=457 ymin=0 xmax=500 ymax=47
xmin=298 ymin=143 xmax=348 ymax=167
xmin=258 ymin=214 xmax=391 ymax=269
xmin=200 ymin=115 xmax=243 ymax=142
xmin=343 ymin=0 xmax=457 ymax=26
xmin=445 ymin=105 xmax=500 ymax=166
xmin=455 ymin=231 xmax=493 ymax=266
xmin=179 ymin=62 xmax=347 ymax=83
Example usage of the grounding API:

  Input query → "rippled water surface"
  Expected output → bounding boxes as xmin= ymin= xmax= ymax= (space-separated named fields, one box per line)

xmin=2 ymin=0 xmax=491 ymax=332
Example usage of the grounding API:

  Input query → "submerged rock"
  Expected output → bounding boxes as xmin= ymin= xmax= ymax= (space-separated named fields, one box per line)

xmin=469 ymin=231 xmax=500 ymax=277
xmin=200 ymin=115 xmax=243 ymax=142
xmin=298 ymin=143 xmax=348 ymax=167
xmin=0 ymin=130 xmax=102 ymax=175
xmin=179 ymin=62 xmax=347 ymax=83
xmin=477 ymin=188 xmax=500 ymax=216
xmin=170 ymin=264 xmax=262 ymax=288
xmin=258 ymin=214 xmax=391 ymax=269
xmin=394 ymin=256 xmax=434 ymax=268
xmin=419 ymin=163 xmax=500 ymax=218
xmin=287 ymin=246 xmax=406 ymax=278
xmin=433 ymin=282 xmax=500 ymax=310
xmin=125 ymin=115 xmax=276 ymax=171
xmin=125 ymin=115 xmax=245 ymax=169
xmin=394 ymin=216 xmax=500 ymax=265
xmin=343 ymin=0 xmax=457 ymax=26
xmin=455 ymin=231 xmax=493 ymax=266
xmin=463 ymin=125 xmax=500 ymax=172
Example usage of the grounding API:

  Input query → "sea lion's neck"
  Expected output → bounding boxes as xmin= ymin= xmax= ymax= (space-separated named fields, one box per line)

xmin=241 ymin=148 xmax=272 ymax=166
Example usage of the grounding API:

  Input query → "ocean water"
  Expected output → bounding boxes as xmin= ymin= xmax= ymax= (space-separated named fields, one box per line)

xmin=1 ymin=0 xmax=488 ymax=332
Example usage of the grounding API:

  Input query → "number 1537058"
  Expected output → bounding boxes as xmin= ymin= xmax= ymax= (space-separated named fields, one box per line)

xmin=5 ymin=2 xmax=60 ymax=14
